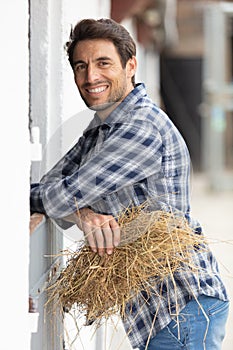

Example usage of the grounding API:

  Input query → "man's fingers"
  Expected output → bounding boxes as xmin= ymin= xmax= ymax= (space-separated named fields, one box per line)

xmin=83 ymin=222 xmax=97 ymax=253
xmin=83 ymin=223 xmax=107 ymax=256
xmin=102 ymin=227 xmax=114 ymax=255
xmin=78 ymin=210 xmax=121 ymax=255
xmin=94 ymin=227 xmax=105 ymax=256
xmin=101 ymin=216 xmax=120 ymax=254
xmin=109 ymin=219 xmax=121 ymax=247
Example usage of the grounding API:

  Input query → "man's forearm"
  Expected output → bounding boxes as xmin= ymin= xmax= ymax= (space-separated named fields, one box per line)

xmin=30 ymin=183 xmax=46 ymax=215
xmin=62 ymin=211 xmax=82 ymax=225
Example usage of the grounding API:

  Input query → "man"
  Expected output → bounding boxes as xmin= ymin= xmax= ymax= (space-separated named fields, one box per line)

xmin=30 ymin=18 xmax=229 ymax=350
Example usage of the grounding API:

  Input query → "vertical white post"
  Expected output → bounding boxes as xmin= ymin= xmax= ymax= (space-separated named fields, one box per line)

xmin=0 ymin=1 xmax=30 ymax=349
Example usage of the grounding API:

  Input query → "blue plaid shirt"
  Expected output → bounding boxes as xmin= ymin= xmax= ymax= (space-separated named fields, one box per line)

xmin=31 ymin=83 xmax=228 ymax=349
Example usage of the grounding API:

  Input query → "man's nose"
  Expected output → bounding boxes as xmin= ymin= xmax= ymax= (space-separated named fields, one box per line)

xmin=86 ymin=64 xmax=100 ymax=83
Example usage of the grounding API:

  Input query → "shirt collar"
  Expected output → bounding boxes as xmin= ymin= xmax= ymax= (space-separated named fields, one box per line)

xmin=92 ymin=83 xmax=147 ymax=127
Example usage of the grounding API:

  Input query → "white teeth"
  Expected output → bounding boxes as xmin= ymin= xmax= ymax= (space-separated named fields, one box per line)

xmin=88 ymin=86 xmax=106 ymax=93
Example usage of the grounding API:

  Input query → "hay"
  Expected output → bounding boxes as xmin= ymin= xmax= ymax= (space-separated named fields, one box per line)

xmin=47 ymin=207 xmax=206 ymax=323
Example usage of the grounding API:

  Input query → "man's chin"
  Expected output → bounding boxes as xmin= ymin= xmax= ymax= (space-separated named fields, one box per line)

xmin=88 ymin=101 xmax=115 ymax=112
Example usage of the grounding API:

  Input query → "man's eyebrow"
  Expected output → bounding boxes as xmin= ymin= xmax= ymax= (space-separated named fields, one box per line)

xmin=73 ymin=59 xmax=85 ymax=67
xmin=96 ymin=56 xmax=112 ymax=61
xmin=73 ymin=57 xmax=112 ymax=66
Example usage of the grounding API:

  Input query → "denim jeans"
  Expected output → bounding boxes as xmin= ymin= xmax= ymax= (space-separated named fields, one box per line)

xmin=139 ymin=295 xmax=229 ymax=350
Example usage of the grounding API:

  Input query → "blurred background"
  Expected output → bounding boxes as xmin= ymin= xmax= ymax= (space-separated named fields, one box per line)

xmin=1 ymin=1 xmax=232 ymax=349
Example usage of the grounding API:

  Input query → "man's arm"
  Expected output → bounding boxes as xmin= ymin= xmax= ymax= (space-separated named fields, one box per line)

xmin=33 ymin=122 xmax=162 ymax=219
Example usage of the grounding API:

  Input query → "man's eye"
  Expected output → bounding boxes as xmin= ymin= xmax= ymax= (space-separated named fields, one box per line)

xmin=99 ymin=61 xmax=109 ymax=67
xmin=75 ymin=64 xmax=86 ymax=71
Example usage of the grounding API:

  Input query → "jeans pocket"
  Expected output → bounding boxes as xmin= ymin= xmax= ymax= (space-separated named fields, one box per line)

xmin=207 ymin=299 xmax=229 ymax=316
xmin=166 ymin=318 xmax=187 ymax=346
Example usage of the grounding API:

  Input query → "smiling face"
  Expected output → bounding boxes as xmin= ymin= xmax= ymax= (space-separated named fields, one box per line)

xmin=72 ymin=39 xmax=137 ymax=119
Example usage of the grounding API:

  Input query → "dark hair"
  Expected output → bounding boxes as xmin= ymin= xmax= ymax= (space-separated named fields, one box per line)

xmin=66 ymin=18 xmax=136 ymax=85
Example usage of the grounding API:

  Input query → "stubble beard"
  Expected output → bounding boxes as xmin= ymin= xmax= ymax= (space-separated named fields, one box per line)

xmin=79 ymin=81 xmax=128 ymax=112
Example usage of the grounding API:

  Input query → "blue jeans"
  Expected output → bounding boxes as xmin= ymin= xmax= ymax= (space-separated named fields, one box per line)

xmin=139 ymin=295 xmax=229 ymax=350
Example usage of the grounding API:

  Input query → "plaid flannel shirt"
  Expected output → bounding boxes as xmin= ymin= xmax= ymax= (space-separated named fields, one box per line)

xmin=30 ymin=83 xmax=228 ymax=349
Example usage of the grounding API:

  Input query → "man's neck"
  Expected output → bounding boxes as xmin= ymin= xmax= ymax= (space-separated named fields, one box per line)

xmin=96 ymin=101 xmax=121 ymax=121
xmin=96 ymin=85 xmax=135 ymax=121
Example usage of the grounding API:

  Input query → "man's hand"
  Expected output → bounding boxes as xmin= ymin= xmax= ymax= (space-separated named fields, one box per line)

xmin=65 ymin=208 xmax=120 ymax=256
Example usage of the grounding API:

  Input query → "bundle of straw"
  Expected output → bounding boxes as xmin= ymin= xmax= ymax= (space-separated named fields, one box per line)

xmin=47 ymin=207 xmax=206 ymax=323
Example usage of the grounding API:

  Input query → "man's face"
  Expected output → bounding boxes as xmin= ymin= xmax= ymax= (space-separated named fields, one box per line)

xmin=72 ymin=39 xmax=136 ymax=116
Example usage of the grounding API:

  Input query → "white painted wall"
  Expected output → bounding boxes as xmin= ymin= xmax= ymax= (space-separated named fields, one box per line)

xmin=0 ymin=1 xmax=30 ymax=350
xmin=34 ymin=0 xmax=112 ymax=177
xmin=30 ymin=0 xmax=64 ymax=180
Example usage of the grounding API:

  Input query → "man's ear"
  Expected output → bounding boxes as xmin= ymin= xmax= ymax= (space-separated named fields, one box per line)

xmin=127 ymin=56 xmax=137 ymax=79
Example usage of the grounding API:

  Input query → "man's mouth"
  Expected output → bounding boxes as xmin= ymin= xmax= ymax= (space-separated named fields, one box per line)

xmin=86 ymin=85 xmax=108 ymax=94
